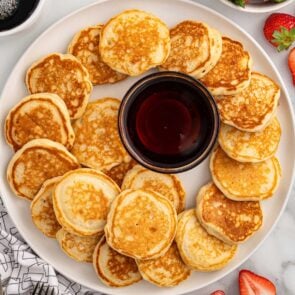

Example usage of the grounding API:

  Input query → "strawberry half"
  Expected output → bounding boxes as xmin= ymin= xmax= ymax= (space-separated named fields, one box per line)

xmin=288 ymin=47 xmax=295 ymax=85
xmin=239 ymin=270 xmax=276 ymax=295
xmin=263 ymin=13 xmax=295 ymax=51
xmin=211 ymin=291 xmax=225 ymax=295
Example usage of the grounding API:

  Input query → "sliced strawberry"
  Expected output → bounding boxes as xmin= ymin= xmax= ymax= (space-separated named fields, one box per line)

xmin=263 ymin=13 xmax=295 ymax=51
xmin=239 ymin=269 xmax=276 ymax=295
xmin=210 ymin=291 xmax=225 ymax=295
xmin=288 ymin=47 xmax=295 ymax=85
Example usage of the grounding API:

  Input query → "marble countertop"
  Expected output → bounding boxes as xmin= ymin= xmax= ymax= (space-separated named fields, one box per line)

xmin=0 ymin=0 xmax=294 ymax=294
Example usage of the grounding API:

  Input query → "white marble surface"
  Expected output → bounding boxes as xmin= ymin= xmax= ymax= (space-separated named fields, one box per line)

xmin=0 ymin=0 xmax=294 ymax=294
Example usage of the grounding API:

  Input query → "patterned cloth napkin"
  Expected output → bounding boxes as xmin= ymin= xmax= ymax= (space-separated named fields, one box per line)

xmin=0 ymin=198 xmax=101 ymax=295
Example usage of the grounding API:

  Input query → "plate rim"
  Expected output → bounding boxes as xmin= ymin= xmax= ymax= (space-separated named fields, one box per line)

xmin=0 ymin=0 xmax=295 ymax=294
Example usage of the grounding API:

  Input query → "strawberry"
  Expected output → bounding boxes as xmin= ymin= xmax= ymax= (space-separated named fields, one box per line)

xmin=263 ymin=13 xmax=295 ymax=51
xmin=288 ymin=47 xmax=295 ymax=85
xmin=210 ymin=291 xmax=225 ymax=295
xmin=239 ymin=270 xmax=276 ymax=295
xmin=229 ymin=0 xmax=248 ymax=8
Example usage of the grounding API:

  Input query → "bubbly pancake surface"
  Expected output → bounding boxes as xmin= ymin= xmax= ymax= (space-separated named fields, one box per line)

xmin=56 ymin=228 xmax=101 ymax=262
xmin=93 ymin=236 xmax=141 ymax=287
xmin=71 ymin=98 xmax=130 ymax=171
xmin=200 ymin=37 xmax=252 ymax=95
xmin=210 ymin=147 xmax=281 ymax=201
xmin=31 ymin=177 xmax=62 ymax=238
xmin=104 ymin=159 xmax=137 ymax=187
xmin=99 ymin=9 xmax=170 ymax=76
xmin=105 ymin=189 xmax=177 ymax=260
xmin=161 ymin=21 xmax=222 ymax=79
xmin=136 ymin=242 xmax=191 ymax=287
xmin=7 ymin=139 xmax=80 ymax=200
xmin=216 ymin=72 xmax=280 ymax=132
xmin=122 ymin=165 xmax=185 ymax=213
xmin=196 ymin=183 xmax=263 ymax=244
xmin=53 ymin=168 xmax=120 ymax=236
xmin=175 ymin=209 xmax=237 ymax=271
xmin=68 ymin=25 xmax=126 ymax=85
xmin=219 ymin=117 xmax=281 ymax=162
xmin=26 ymin=53 xmax=92 ymax=120
xmin=5 ymin=93 xmax=75 ymax=151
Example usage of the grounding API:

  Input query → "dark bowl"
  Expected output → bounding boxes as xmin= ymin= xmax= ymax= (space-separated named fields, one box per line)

xmin=118 ymin=71 xmax=219 ymax=173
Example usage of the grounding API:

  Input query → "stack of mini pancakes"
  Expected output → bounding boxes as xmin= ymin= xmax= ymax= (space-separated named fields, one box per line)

xmin=4 ymin=9 xmax=281 ymax=289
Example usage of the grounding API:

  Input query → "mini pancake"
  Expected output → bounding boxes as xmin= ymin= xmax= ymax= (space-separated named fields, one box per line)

xmin=56 ymin=228 xmax=102 ymax=262
xmin=53 ymin=168 xmax=120 ymax=236
xmin=31 ymin=177 xmax=62 ymax=238
xmin=210 ymin=147 xmax=281 ymax=201
xmin=104 ymin=159 xmax=137 ymax=187
xmin=196 ymin=183 xmax=263 ymax=245
xmin=105 ymin=189 xmax=177 ymax=260
xmin=136 ymin=242 xmax=191 ymax=287
xmin=7 ymin=139 xmax=80 ymax=200
xmin=160 ymin=21 xmax=222 ymax=79
xmin=121 ymin=165 xmax=185 ymax=213
xmin=5 ymin=93 xmax=75 ymax=151
xmin=71 ymin=98 xmax=130 ymax=171
xmin=218 ymin=117 xmax=281 ymax=163
xmin=200 ymin=37 xmax=252 ymax=95
xmin=68 ymin=25 xmax=126 ymax=85
xmin=26 ymin=53 xmax=92 ymax=119
xmin=175 ymin=209 xmax=237 ymax=271
xmin=216 ymin=72 xmax=280 ymax=132
xmin=93 ymin=236 xmax=141 ymax=287
xmin=100 ymin=9 xmax=170 ymax=76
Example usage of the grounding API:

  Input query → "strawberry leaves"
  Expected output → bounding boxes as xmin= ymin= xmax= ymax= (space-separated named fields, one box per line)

xmin=229 ymin=0 xmax=246 ymax=7
xmin=272 ymin=27 xmax=295 ymax=51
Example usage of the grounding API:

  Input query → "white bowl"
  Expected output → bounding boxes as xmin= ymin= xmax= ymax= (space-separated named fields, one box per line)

xmin=219 ymin=0 xmax=294 ymax=13
xmin=0 ymin=0 xmax=46 ymax=37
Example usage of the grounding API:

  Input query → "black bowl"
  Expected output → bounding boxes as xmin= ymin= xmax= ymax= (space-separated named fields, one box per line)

xmin=118 ymin=71 xmax=219 ymax=173
xmin=0 ymin=0 xmax=40 ymax=32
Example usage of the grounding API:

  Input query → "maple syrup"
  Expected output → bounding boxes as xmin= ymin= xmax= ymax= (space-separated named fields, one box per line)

xmin=119 ymin=72 xmax=219 ymax=173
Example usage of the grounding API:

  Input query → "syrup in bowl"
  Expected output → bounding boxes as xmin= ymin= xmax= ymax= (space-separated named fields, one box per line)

xmin=119 ymin=71 xmax=219 ymax=173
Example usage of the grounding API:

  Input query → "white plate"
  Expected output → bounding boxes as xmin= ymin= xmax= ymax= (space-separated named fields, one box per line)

xmin=0 ymin=0 xmax=294 ymax=294
xmin=219 ymin=0 xmax=294 ymax=13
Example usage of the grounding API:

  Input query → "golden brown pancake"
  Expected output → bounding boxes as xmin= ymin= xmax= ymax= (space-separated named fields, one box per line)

xmin=200 ymin=37 xmax=252 ymax=95
xmin=175 ymin=209 xmax=237 ymax=271
xmin=218 ymin=117 xmax=281 ymax=162
xmin=93 ymin=236 xmax=141 ymax=287
xmin=216 ymin=72 xmax=280 ymax=132
xmin=196 ymin=182 xmax=263 ymax=244
xmin=71 ymin=98 xmax=130 ymax=171
xmin=68 ymin=25 xmax=126 ymax=85
xmin=105 ymin=189 xmax=177 ymax=260
xmin=56 ymin=228 xmax=102 ymax=262
xmin=161 ymin=21 xmax=222 ymax=79
xmin=5 ymin=93 xmax=74 ymax=151
xmin=136 ymin=242 xmax=191 ymax=287
xmin=26 ymin=53 xmax=93 ymax=120
xmin=99 ymin=9 xmax=170 ymax=76
xmin=210 ymin=146 xmax=281 ymax=201
xmin=31 ymin=177 xmax=61 ymax=238
xmin=104 ymin=159 xmax=137 ymax=187
xmin=7 ymin=139 xmax=80 ymax=200
xmin=53 ymin=168 xmax=120 ymax=236
xmin=122 ymin=165 xmax=186 ymax=213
